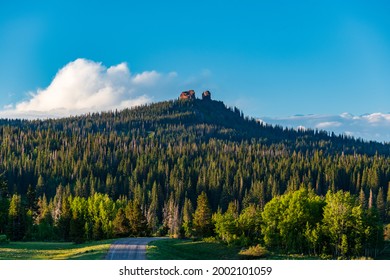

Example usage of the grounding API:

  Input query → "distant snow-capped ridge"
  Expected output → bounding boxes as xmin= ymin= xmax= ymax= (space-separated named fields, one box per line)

xmin=260 ymin=112 xmax=390 ymax=143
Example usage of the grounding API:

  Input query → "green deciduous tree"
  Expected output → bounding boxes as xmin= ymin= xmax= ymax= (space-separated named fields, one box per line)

xmin=237 ymin=204 xmax=262 ymax=246
xmin=322 ymin=190 xmax=383 ymax=258
xmin=213 ymin=202 xmax=239 ymax=244
xmin=262 ymin=188 xmax=324 ymax=254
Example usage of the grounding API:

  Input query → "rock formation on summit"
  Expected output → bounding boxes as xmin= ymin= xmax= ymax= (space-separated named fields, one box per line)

xmin=180 ymin=90 xmax=196 ymax=100
xmin=202 ymin=90 xmax=211 ymax=100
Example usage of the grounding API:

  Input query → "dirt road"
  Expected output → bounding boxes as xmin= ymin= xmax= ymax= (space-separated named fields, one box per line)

xmin=105 ymin=237 xmax=164 ymax=260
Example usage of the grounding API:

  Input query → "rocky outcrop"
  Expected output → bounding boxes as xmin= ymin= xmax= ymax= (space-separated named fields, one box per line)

xmin=179 ymin=90 xmax=196 ymax=100
xmin=202 ymin=90 xmax=211 ymax=100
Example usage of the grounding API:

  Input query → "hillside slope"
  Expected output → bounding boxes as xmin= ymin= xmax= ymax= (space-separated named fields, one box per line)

xmin=0 ymin=98 xmax=389 ymax=208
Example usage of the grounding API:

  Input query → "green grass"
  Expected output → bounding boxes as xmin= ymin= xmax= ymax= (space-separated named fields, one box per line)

xmin=376 ymin=241 xmax=390 ymax=260
xmin=0 ymin=239 xmax=115 ymax=260
xmin=147 ymin=239 xmax=243 ymax=260
xmin=146 ymin=239 xmax=321 ymax=260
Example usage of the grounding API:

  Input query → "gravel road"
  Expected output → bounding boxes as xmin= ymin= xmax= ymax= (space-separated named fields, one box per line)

xmin=105 ymin=237 xmax=164 ymax=260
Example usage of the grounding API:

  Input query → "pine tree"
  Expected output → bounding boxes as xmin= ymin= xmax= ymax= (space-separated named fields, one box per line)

xmin=386 ymin=183 xmax=390 ymax=222
xmin=36 ymin=175 xmax=45 ymax=197
xmin=146 ymin=182 xmax=159 ymax=233
xmin=126 ymin=199 xmax=148 ymax=236
xmin=376 ymin=187 xmax=385 ymax=221
xmin=57 ymin=194 xmax=71 ymax=241
xmin=368 ymin=188 xmax=374 ymax=209
xmin=359 ymin=187 xmax=366 ymax=209
xmin=182 ymin=197 xmax=194 ymax=238
xmin=113 ymin=208 xmax=130 ymax=237
xmin=36 ymin=194 xmax=54 ymax=240
xmin=26 ymin=184 xmax=38 ymax=221
xmin=7 ymin=194 xmax=25 ymax=241
xmin=193 ymin=192 xmax=213 ymax=238
xmin=70 ymin=197 xmax=86 ymax=243
xmin=163 ymin=194 xmax=181 ymax=238
xmin=0 ymin=175 xmax=9 ymax=235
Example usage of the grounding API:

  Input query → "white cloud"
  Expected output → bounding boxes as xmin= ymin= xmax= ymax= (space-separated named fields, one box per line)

xmin=315 ymin=121 xmax=342 ymax=129
xmin=261 ymin=113 xmax=390 ymax=143
xmin=0 ymin=58 xmax=181 ymax=119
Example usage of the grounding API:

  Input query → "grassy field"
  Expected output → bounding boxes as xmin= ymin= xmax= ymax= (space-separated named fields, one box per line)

xmin=0 ymin=239 xmax=114 ymax=260
xmin=146 ymin=239 xmax=323 ymax=260
xmin=2 ymin=239 xmax=387 ymax=260
xmin=147 ymin=239 xmax=243 ymax=260
xmin=147 ymin=239 xmax=390 ymax=260
xmin=376 ymin=241 xmax=390 ymax=260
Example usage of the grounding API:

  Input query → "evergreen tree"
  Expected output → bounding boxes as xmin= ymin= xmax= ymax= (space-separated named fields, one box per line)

xmin=163 ymin=194 xmax=181 ymax=238
xmin=386 ymin=183 xmax=390 ymax=222
xmin=368 ymin=188 xmax=374 ymax=209
xmin=146 ymin=182 xmax=159 ymax=233
xmin=26 ymin=184 xmax=38 ymax=221
xmin=7 ymin=194 xmax=25 ymax=241
xmin=70 ymin=197 xmax=86 ymax=243
xmin=359 ymin=187 xmax=366 ymax=209
xmin=193 ymin=192 xmax=213 ymax=238
xmin=126 ymin=199 xmax=148 ymax=236
xmin=113 ymin=208 xmax=130 ymax=237
xmin=0 ymin=175 xmax=9 ymax=235
xmin=57 ymin=194 xmax=71 ymax=241
xmin=92 ymin=219 xmax=104 ymax=240
xmin=36 ymin=175 xmax=45 ymax=197
xmin=376 ymin=187 xmax=385 ymax=221
xmin=182 ymin=197 xmax=194 ymax=238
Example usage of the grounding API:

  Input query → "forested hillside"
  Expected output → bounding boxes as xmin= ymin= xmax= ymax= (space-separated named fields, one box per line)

xmin=0 ymin=98 xmax=389 ymax=258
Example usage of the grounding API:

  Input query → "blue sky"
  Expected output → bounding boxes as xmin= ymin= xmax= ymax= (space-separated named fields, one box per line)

xmin=1 ymin=1 xmax=390 ymax=141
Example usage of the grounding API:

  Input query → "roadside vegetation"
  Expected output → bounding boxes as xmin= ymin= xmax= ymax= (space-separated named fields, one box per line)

xmin=146 ymin=238 xmax=320 ymax=260
xmin=147 ymin=238 xmax=242 ymax=260
xmin=0 ymin=239 xmax=113 ymax=260
xmin=147 ymin=238 xmax=390 ymax=260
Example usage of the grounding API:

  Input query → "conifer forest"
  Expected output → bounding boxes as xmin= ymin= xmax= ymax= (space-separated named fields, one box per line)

xmin=1 ymin=99 xmax=389 ymax=259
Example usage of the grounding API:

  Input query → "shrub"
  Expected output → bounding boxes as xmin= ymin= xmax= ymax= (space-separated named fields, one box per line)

xmin=0 ymin=234 xmax=9 ymax=244
xmin=239 ymin=244 xmax=268 ymax=259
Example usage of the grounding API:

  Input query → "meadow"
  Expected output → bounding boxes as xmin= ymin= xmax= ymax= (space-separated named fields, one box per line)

xmin=0 ymin=239 xmax=113 ymax=260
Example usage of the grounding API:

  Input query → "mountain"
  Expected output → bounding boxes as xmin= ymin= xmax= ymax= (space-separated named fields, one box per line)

xmin=0 ymin=98 xmax=389 ymax=252
xmin=4 ymin=98 xmax=386 ymax=152
xmin=0 ymin=98 xmax=389 ymax=198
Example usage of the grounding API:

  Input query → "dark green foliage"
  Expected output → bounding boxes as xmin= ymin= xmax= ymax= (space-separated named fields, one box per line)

xmin=113 ymin=208 xmax=130 ymax=237
xmin=193 ymin=192 xmax=213 ymax=238
xmin=56 ymin=193 xmax=71 ymax=241
xmin=69 ymin=197 xmax=86 ymax=243
xmin=377 ymin=187 xmax=386 ymax=221
xmin=182 ymin=197 xmax=194 ymax=238
xmin=126 ymin=199 xmax=149 ymax=237
xmin=0 ymin=99 xmax=388 ymax=257
xmin=7 ymin=194 xmax=25 ymax=241
xmin=387 ymin=184 xmax=390 ymax=222
xmin=0 ymin=175 xmax=9 ymax=235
